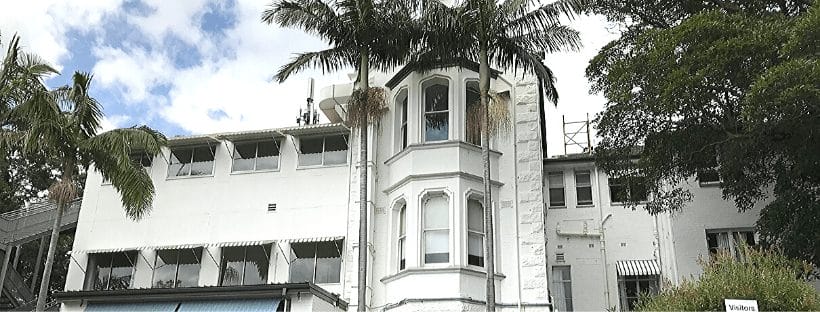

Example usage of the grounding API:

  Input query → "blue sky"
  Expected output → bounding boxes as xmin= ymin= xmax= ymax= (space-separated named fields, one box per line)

xmin=0 ymin=0 xmax=618 ymax=156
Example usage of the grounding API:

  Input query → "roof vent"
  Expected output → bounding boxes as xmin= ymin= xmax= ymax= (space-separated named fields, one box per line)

xmin=555 ymin=253 xmax=565 ymax=263
xmin=267 ymin=203 xmax=277 ymax=212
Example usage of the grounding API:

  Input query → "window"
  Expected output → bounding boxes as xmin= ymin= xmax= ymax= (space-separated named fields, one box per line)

xmin=85 ymin=251 xmax=136 ymax=291
xmin=423 ymin=194 xmax=449 ymax=264
xmin=289 ymin=240 xmax=343 ymax=284
xmin=465 ymin=81 xmax=481 ymax=145
xmin=608 ymin=176 xmax=648 ymax=203
xmin=548 ymin=172 xmax=566 ymax=208
xmin=398 ymin=205 xmax=407 ymax=270
xmin=575 ymin=170 xmax=593 ymax=206
xmin=129 ymin=152 xmax=153 ymax=168
xmin=423 ymin=78 xmax=449 ymax=142
xmin=467 ymin=198 xmax=484 ymax=267
xmin=551 ymin=266 xmax=573 ymax=311
xmin=397 ymin=90 xmax=409 ymax=150
xmin=152 ymin=248 xmax=202 ymax=288
xmin=169 ymin=145 xmax=216 ymax=177
xmin=706 ymin=229 xmax=756 ymax=260
xmin=232 ymin=140 xmax=280 ymax=172
xmin=619 ymin=275 xmax=659 ymax=311
xmin=298 ymin=135 xmax=348 ymax=167
xmin=697 ymin=168 xmax=721 ymax=185
xmin=219 ymin=245 xmax=271 ymax=286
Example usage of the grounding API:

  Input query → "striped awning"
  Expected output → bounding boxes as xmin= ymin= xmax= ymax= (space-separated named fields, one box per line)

xmin=616 ymin=260 xmax=660 ymax=276
xmin=141 ymin=244 xmax=205 ymax=251
xmin=207 ymin=240 xmax=275 ymax=247
xmin=68 ymin=247 xmax=137 ymax=254
xmin=277 ymin=236 xmax=345 ymax=243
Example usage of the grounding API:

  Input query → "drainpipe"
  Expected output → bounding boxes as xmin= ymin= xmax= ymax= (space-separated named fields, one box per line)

xmin=595 ymin=167 xmax=613 ymax=308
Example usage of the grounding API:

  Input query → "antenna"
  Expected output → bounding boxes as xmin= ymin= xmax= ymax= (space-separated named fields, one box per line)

xmin=562 ymin=113 xmax=592 ymax=155
xmin=296 ymin=78 xmax=318 ymax=126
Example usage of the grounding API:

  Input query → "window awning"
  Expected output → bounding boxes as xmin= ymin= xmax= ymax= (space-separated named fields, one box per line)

xmin=85 ymin=301 xmax=179 ymax=312
xmin=167 ymin=135 xmax=220 ymax=147
xmin=177 ymin=298 xmax=282 ymax=312
xmin=616 ymin=260 xmax=660 ymax=276
xmin=217 ymin=129 xmax=285 ymax=142
xmin=278 ymin=123 xmax=349 ymax=137
xmin=207 ymin=240 xmax=275 ymax=247
xmin=277 ymin=236 xmax=345 ymax=243
xmin=68 ymin=247 xmax=137 ymax=254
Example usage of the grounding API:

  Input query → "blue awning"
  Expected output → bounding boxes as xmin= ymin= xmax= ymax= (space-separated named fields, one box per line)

xmin=85 ymin=302 xmax=179 ymax=312
xmin=178 ymin=298 xmax=283 ymax=312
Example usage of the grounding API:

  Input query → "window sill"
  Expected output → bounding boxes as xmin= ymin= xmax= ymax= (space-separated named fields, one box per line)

xmin=698 ymin=181 xmax=722 ymax=187
xmin=295 ymin=163 xmax=348 ymax=170
xmin=577 ymin=204 xmax=595 ymax=208
xmin=548 ymin=205 xmax=567 ymax=209
xmin=380 ymin=266 xmax=505 ymax=284
xmin=385 ymin=140 xmax=502 ymax=165
xmin=611 ymin=201 xmax=648 ymax=206
xmin=165 ymin=174 xmax=215 ymax=181
xmin=230 ymin=168 xmax=281 ymax=175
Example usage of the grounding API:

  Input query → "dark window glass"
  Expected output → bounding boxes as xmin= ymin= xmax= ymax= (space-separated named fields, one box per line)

xmin=424 ymin=83 xmax=449 ymax=142
xmin=548 ymin=172 xmax=565 ymax=207
xmin=169 ymin=146 xmax=214 ymax=177
xmin=152 ymin=250 xmax=178 ymax=288
xmin=255 ymin=140 xmax=280 ymax=170
xmin=190 ymin=145 xmax=215 ymax=176
xmin=465 ymin=81 xmax=481 ymax=145
xmin=169 ymin=148 xmax=192 ymax=177
xmin=129 ymin=153 xmax=153 ymax=168
xmin=323 ymin=135 xmax=348 ymax=165
xmin=219 ymin=245 xmax=270 ymax=286
xmin=619 ymin=275 xmax=660 ymax=311
xmin=232 ymin=142 xmax=257 ymax=172
xmin=86 ymin=252 xmax=136 ymax=291
xmin=177 ymin=248 xmax=201 ymax=287
xmin=698 ymin=169 xmax=720 ymax=184
xmin=575 ymin=171 xmax=593 ymax=206
xmin=467 ymin=199 xmax=484 ymax=267
xmin=289 ymin=240 xmax=343 ymax=284
xmin=401 ymin=96 xmax=408 ymax=149
xmin=609 ymin=176 xmax=647 ymax=203
xmin=299 ymin=137 xmax=324 ymax=166
xmin=232 ymin=140 xmax=280 ymax=172
xmin=706 ymin=230 xmax=755 ymax=260
xmin=152 ymin=248 xmax=202 ymax=288
xmin=398 ymin=206 xmax=406 ymax=270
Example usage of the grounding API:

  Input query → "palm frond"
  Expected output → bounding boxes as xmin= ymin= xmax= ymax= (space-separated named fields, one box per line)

xmin=493 ymin=35 xmax=560 ymax=103
xmin=275 ymin=46 xmax=355 ymax=83
xmin=503 ymin=0 xmax=586 ymax=37
xmin=262 ymin=0 xmax=351 ymax=45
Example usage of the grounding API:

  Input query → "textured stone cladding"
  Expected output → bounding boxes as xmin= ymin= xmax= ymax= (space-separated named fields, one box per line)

xmin=513 ymin=76 xmax=550 ymax=305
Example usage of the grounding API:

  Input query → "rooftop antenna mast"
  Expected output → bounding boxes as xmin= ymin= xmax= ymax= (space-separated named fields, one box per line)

xmin=562 ymin=113 xmax=592 ymax=155
xmin=296 ymin=78 xmax=319 ymax=126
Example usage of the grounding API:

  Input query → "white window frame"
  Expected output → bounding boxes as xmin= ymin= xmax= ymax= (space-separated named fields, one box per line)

xmin=167 ymin=145 xmax=216 ymax=178
xmin=551 ymin=266 xmax=573 ymax=312
xmin=422 ymin=77 xmax=450 ymax=143
xmin=574 ymin=170 xmax=593 ymax=207
xmin=706 ymin=229 xmax=756 ymax=260
xmin=421 ymin=193 xmax=450 ymax=265
xmin=618 ymin=274 xmax=660 ymax=311
xmin=396 ymin=89 xmax=409 ymax=151
xmin=231 ymin=139 xmax=281 ymax=173
xmin=297 ymin=134 xmax=349 ymax=168
xmin=464 ymin=80 xmax=481 ymax=146
xmin=548 ymin=171 xmax=566 ymax=208
xmin=466 ymin=197 xmax=485 ymax=268
xmin=398 ymin=204 xmax=407 ymax=271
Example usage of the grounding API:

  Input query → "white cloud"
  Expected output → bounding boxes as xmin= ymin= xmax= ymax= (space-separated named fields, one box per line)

xmin=98 ymin=114 xmax=130 ymax=133
xmin=92 ymin=45 xmax=173 ymax=103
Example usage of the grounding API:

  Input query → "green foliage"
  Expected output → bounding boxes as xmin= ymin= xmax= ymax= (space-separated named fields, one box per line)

xmin=636 ymin=248 xmax=820 ymax=311
xmin=589 ymin=0 xmax=820 ymax=267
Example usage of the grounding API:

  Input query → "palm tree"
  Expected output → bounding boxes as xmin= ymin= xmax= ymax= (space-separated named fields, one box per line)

xmin=417 ymin=0 xmax=583 ymax=309
xmin=12 ymin=72 xmax=167 ymax=311
xmin=262 ymin=1 xmax=415 ymax=310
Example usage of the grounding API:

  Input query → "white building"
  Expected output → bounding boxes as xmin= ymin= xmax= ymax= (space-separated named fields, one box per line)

xmin=56 ymin=63 xmax=810 ymax=312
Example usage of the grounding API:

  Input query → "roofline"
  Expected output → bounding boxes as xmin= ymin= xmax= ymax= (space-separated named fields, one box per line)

xmin=543 ymin=154 xmax=596 ymax=164
xmin=53 ymin=283 xmax=348 ymax=310
xmin=385 ymin=60 xmax=501 ymax=89
xmin=166 ymin=123 xmax=349 ymax=144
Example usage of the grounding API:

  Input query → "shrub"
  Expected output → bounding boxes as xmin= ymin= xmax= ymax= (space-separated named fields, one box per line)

xmin=637 ymin=248 xmax=820 ymax=311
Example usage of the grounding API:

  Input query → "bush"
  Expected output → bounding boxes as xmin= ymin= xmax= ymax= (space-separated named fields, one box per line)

xmin=637 ymin=248 xmax=820 ymax=311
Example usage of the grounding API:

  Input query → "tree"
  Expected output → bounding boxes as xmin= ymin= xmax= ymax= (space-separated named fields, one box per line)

xmin=12 ymin=72 xmax=167 ymax=310
xmin=417 ymin=0 xmax=583 ymax=309
xmin=262 ymin=1 xmax=415 ymax=310
xmin=588 ymin=0 xmax=820 ymax=267
xmin=636 ymin=248 xmax=820 ymax=311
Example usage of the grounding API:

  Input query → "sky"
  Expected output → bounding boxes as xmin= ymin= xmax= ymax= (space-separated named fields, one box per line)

xmin=0 ymin=0 xmax=619 ymax=157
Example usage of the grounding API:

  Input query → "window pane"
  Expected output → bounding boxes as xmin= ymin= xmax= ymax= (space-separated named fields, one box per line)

xmin=424 ymin=196 xmax=448 ymax=229
xmin=468 ymin=233 xmax=484 ymax=267
xmin=176 ymin=248 xmax=201 ymax=288
xmin=548 ymin=172 xmax=564 ymax=188
xmin=323 ymin=135 xmax=348 ymax=165
xmin=549 ymin=172 xmax=565 ymax=207
xmin=232 ymin=142 xmax=256 ymax=172
xmin=299 ymin=137 xmax=324 ymax=166
xmin=289 ymin=243 xmax=316 ymax=283
xmin=109 ymin=252 xmax=134 ymax=290
xmin=549 ymin=188 xmax=566 ymax=207
xmin=243 ymin=245 xmax=269 ymax=285
xmin=255 ymin=141 xmax=280 ymax=170
xmin=425 ymin=84 xmax=448 ymax=112
xmin=169 ymin=148 xmax=192 ymax=177
xmin=467 ymin=199 xmax=483 ymax=232
xmin=190 ymin=146 xmax=215 ymax=176
xmin=399 ymin=238 xmax=406 ymax=270
xmin=399 ymin=206 xmax=406 ymax=236
xmin=630 ymin=177 xmax=648 ymax=201
xmin=698 ymin=169 xmax=720 ymax=183
xmin=575 ymin=171 xmax=591 ymax=185
xmin=609 ymin=178 xmax=626 ymax=203
xmin=465 ymin=81 xmax=480 ymax=145
xmin=424 ymin=230 xmax=449 ymax=263
xmin=577 ymin=187 xmax=593 ymax=205
xmin=314 ymin=241 xmax=342 ymax=284
xmin=625 ymin=280 xmax=638 ymax=296
xmin=220 ymin=247 xmax=245 ymax=286
xmin=152 ymin=250 xmax=178 ymax=288
xmin=425 ymin=112 xmax=449 ymax=141
xmin=91 ymin=253 xmax=112 ymax=290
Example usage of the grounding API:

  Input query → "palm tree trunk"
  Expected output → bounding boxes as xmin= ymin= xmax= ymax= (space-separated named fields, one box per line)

xmin=357 ymin=49 xmax=370 ymax=312
xmin=479 ymin=48 xmax=496 ymax=312
xmin=35 ymin=200 xmax=64 ymax=311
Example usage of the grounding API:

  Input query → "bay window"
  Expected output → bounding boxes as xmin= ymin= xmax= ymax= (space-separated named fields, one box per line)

xmin=398 ymin=205 xmax=407 ymax=270
xmin=397 ymin=90 xmax=409 ymax=150
xmin=467 ymin=198 xmax=484 ymax=267
xmin=465 ymin=81 xmax=481 ymax=145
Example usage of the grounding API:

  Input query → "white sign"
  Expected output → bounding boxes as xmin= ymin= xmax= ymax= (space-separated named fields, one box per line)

xmin=725 ymin=299 xmax=759 ymax=312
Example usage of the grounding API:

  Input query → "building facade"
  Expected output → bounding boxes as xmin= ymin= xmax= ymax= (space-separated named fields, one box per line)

xmin=57 ymin=64 xmax=810 ymax=312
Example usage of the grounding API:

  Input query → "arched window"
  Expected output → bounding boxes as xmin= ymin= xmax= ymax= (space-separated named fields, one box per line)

xmin=423 ymin=194 xmax=449 ymax=264
xmin=467 ymin=198 xmax=484 ymax=267
xmin=422 ymin=78 xmax=449 ymax=142
xmin=397 ymin=90 xmax=409 ymax=150
xmin=465 ymin=81 xmax=481 ymax=145
xmin=398 ymin=204 xmax=407 ymax=270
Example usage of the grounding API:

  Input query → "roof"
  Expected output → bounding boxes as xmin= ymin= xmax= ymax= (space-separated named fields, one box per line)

xmin=217 ymin=128 xmax=285 ymax=142
xmin=165 ymin=123 xmax=349 ymax=146
xmin=543 ymin=153 xmax=596 ymax=164
xmin=385 ymin=59 xmax=501 ymax=89
xmin=278 ymin=123 xmax=349 ymax=137
xmin=53 ymin=283 xmax=348 ymax=310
